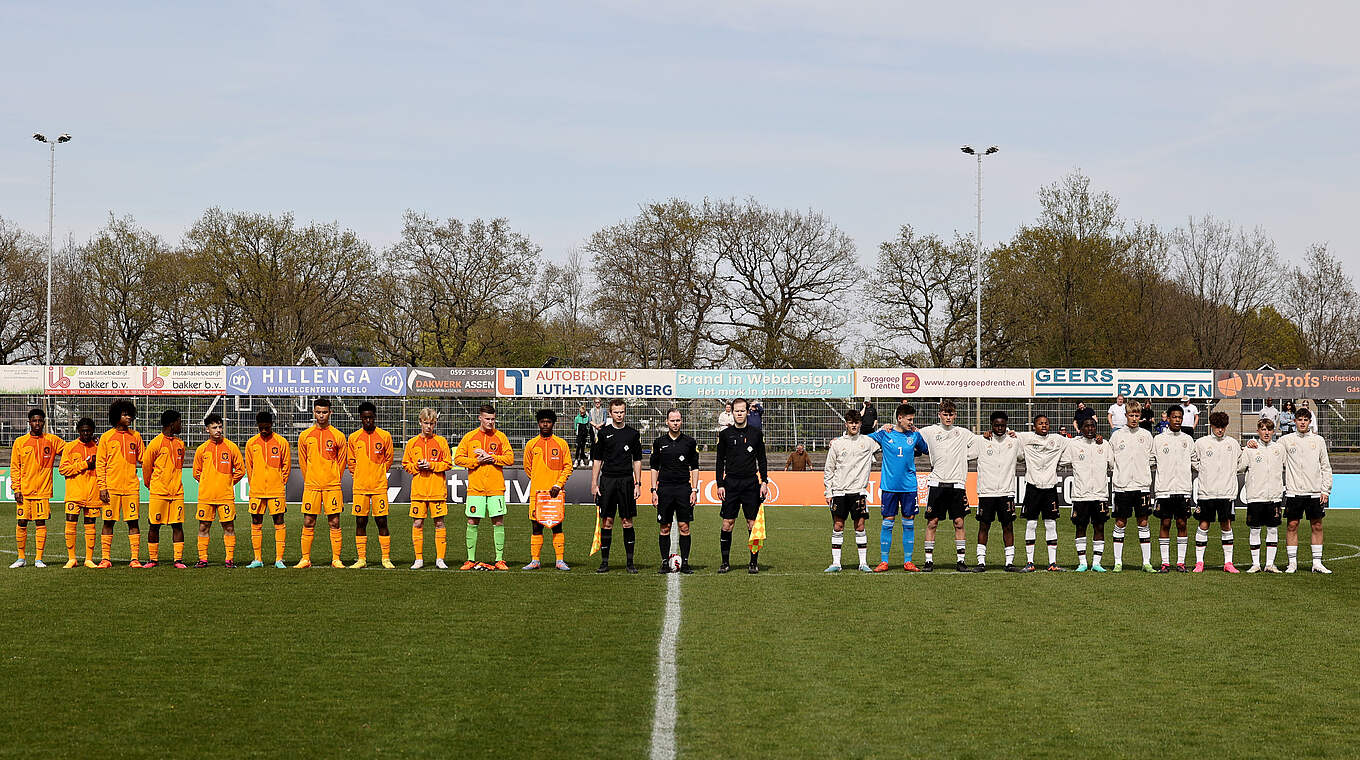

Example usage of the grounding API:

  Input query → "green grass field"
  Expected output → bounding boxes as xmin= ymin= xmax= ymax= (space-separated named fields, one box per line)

xmin=3 ymin=505 xmax=1358 ymax=759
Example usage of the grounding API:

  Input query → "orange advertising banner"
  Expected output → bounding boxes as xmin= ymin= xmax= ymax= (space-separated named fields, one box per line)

xmin=637 ymin=471 xmax=978 ymax=507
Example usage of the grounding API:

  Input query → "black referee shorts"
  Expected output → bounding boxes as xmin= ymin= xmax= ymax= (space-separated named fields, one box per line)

xmin=597 ymin=475 xmax=637 ymax=520
xmin=720 ymin=476 xmax=762 ymax=521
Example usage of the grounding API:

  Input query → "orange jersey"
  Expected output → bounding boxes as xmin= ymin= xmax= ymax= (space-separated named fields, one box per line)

xmin=523 ymin=434 xmax=572 ymax=494
xmin=59 ymin=439 xmax=100 ymax=505
xmin=347 ymin=427 xmax=394 ymax=495
xmin=298 ymin=425 xmax=347 ymax=489
xmin=193 ymin=439 xmax=245 ymax=504
xmin=97 ymin=428 xmax=145 ymax=496
xmin=403 ymin=434 xmax=452 ymax=502
xmin=454 ymin=428 xmax=513 ymax=497
xmin=9 ymin=432 xmax=64 ymax=500
xmin=142 ymin=433 xmax=187 ymax=498
xmin=244 ymin=433 xmax=291 ymax=500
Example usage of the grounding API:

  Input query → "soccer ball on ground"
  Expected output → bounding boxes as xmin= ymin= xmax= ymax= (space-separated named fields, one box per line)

xmin=667 ymin=553 xmax=682 ymax=572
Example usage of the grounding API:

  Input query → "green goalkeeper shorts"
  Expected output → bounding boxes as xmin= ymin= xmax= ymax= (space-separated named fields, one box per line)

xmin=466 ymin=494 xmax=507 ymax=519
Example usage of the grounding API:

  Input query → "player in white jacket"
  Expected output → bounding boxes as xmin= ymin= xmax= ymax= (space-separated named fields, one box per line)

xmin=1153 ymin=405 xmax=1198 ymax=572
xmin=822 ymin=409 xmax=880 ymax=573
xmin=1191 ymin=411 xmax=1241 ymax=573
xmin=1109 ymin=400 xmax=1157 ymax=572
xmin=1016 ymin=415 xmax=1067 ymax=572
xmin=1254 ymin=406 xmax=1333 ymax=573
xmin=1059 ymin=417 xmax=1114 ymax=571
xmin=918 ymin=400 xmax=975 ymax=572
xmin=1238 ymin=418 xmax=1286 ymax=572
xmin=968 ymin=411 xmax=1022 ymax=572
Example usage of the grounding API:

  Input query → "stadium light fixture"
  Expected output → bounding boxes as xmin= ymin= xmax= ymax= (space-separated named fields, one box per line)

xmin=33 ymin=131 xmax=72 ymax=366
xmin=961 ymin=144 xmax=999 ymax=430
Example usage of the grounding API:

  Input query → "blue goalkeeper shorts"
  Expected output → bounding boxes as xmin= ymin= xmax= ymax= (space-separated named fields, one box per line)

xmin=880 ymin=490 xmax=919 ymax=519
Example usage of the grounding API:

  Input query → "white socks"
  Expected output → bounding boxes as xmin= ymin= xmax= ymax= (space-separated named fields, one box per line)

xmin=855 ymin=531 xmax=867 ymax=566
xmin=831 ymin=530 xmax=843 ymax=566
xmin=1112 ymin=525 xmax=1125 ymax=564
xmin=1044 ymin=519 xmax=1058 ymax=564
xmin=1025 ymin=521 xmax=1038 ymax=563
xmin=1139 ymin=526 xmax=1151 ymax=565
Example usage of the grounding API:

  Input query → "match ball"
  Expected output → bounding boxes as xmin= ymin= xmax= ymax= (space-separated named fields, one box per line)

xmin=667 ymin=553 xmax=682 ymax=571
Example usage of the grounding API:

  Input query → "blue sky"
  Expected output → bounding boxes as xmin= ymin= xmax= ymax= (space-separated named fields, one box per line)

xmin=3 ymin=1 xmax=1357 ymax=275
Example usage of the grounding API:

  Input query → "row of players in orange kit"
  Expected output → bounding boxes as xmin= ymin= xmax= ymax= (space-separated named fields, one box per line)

xmin=8 ymin=398 xmax=571 ymax=571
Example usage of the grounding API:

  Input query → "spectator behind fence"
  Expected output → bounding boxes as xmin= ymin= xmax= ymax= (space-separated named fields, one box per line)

xmin=860 ymin=399 xmax=877 ymax=434
xmin=1073 ymin=402 xmax=1094 ymax=431
xmin=785 ymin=444 xmax=812 ymax=471
xmin=1107 ymin=394 xmax=1127 ymax=431
xmin=717 ymin=402 xmax=735 ymax=430
xmin=748 ymin=400 xmax=764 ymax=429
xmin=1260 ymin=398 xmax=1280 ymax=426
xmin=1279 ymin=400 xmax=1296 ymax=434
xmin=1139 ymin=399 xmax=1155 ymax=431
xmin=574 ymin=404 xmax=591 ymax=463
xmin=1180 ymin=395 xmax=1200 ymax=436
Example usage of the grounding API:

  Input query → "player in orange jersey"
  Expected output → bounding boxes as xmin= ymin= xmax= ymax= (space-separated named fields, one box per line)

xmin=347 ymin=401 xmax=395 ymax=569
xmin=296 ymin=397 xmax=347 ymax=568
xmin=403 ymin=407 xmax=452 ymax=569
xmin=59 ymin=418 xmax=102 ymax=568
xmin=453 ymin=404 xmax=514 ymax=570
xmin=9 ymin=407 xmax=64 ymax=568
xmin=244 ymin=410 xmax=290 ymax=568
xmin=141 ymin=410 xmax=188 ymax=568
xmin=96 ymin=399 xmax=145 ymax=568
xmin=522 ymin=409 xmax=572 ymax=571
xmin=192 ymin=413 xmax=246 ymax=567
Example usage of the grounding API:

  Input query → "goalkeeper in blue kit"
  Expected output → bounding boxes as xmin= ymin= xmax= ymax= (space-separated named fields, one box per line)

xmin=867 ymin=403 xmax=929 ymax=572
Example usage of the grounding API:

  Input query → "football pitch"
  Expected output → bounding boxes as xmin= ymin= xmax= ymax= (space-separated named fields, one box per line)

xmin=3 ymin=506 xmax=1359 ymax=759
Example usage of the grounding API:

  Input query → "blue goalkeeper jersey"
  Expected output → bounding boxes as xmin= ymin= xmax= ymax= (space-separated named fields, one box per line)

xmin=868 ymin=428 xmax=929 ymax=493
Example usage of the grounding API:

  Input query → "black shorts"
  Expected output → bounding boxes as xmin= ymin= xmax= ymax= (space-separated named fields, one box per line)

xmin=830 ymin=494 xmax=869 ymax=522
xmin=975 ymin=496 xmax=1016 ymax=525
xmin=720 ymin=476 xmax=762 ymax=521
xmin=597 ymin=475 xmax=637 ymax=520
xmin=1112 ymin=491 xmax=1152 ymax=520
xmin=1071 ymin=500 xmax=1110 ymax=529
xmin=1193 ymin=498 xmax=1234 ymax=524
xmin=924 ymin=486 xmax=968 ymax=521
xmin=1021 ymin=486 xmax=1060 ymax=520
xmin=1245 ymin=501 xmax=1282 ymax=528
xmin=1283 ymin=495 xmax=1325 ymax=522
xmin=655 ymin=483 xmax=694 ymax=525
xmin=1154 ymin=494 xmax=1192 ymax=520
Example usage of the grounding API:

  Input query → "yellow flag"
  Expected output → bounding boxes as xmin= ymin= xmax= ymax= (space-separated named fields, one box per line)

xmin=748 ymin=504 xmax=766 ymax=553
xmin=590 ymin=507 xmax=603 ymax=556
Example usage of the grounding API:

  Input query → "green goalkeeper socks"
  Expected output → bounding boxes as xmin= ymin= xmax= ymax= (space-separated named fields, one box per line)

xmin=466 ymin=523 xmax=478 ymax=561
xmin=493 ymin=524 xmax=505 ymax=561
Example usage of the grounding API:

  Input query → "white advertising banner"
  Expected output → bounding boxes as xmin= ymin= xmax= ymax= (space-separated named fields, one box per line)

xmin=45 ymin=366 xmax=226 ymax=395
xmin=855 ymin=368 xmax=1033 ymax=398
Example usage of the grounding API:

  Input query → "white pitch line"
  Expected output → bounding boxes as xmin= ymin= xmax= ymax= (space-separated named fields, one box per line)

xmin=649 ymin=521 xmax=682 ymax=760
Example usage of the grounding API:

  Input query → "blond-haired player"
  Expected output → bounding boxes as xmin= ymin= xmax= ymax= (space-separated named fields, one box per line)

xmin=403 ymin=407 xmax=452 ymax=569
xmin=9 ymin=407 xmax=63 ymax=568
xmin=192 ymin=413 xmax=245 ymax=567
xmin=96 ymin=399 xmax=145 ymax=568
xmin=59 ymin=418 xmax=101 ymax=568
xmin=141 ymin=409 xmax=188 ymax=568
xmin=348 ymin=401 xmax=395 ymax=569
xmin=296 ymin=397 xmax=347 ymax=568
xmin=245 ymin=410 xmax=290 ymax=568
xmin=522 ymin=408 xmax=573 ymax=570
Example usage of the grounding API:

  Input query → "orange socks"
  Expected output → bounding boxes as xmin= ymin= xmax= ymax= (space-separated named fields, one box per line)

xmin=355 ymin=532 xmax=367 ymax=562
xmin=412 ymin=526 xmax=424 ymax=559
xmin=553 ymin=531 xmax=566 ymax=561
xmin=224 ymin=535 xmax=234 ymax=563
xmin=101 ymin=533 xmax=113 ymax=561
xmin=197 ymin=535 xmax=209 ymax=561
xmin=85 ymin=524 xmax=97 ymax=561
xmin=173 ymin=541 xmax=184 ymax=562
xmin=435 ymin=526 xmax=447 ymax=560
xmin=149 ymin=538 xmax=159 ymax=563
xmin=15 ymin=525 xmax=26 ymax=560
xmin=274 ymin=525 xmax=286 ymax=562
xmin=251 ymin=524 xmax=263 ymax=561
xmin=34 ymin=525 xmax=46 ymax=560
xmin=65 ymin=521 xmax=77 ymax=561
xmin=530 ymin=534 xmax=544 ymax=561
xmin=379 ymin=534 xmax=391 ymax=561
xmin=128 ymin=532 xmax=140 ymax=563
xmin=329 ymin=527 xmax=342 ymax=560
xmin=301 ymin=526 xmax=315 ymax=559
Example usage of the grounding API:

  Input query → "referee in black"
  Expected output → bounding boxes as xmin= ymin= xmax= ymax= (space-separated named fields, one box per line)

xmin=715 ymin=397 xmax=769 ymax=574
xmin=591 ymin=398 xmax=643 ymax=573
xmin=649 ymin=407 xmax=699 ymax=574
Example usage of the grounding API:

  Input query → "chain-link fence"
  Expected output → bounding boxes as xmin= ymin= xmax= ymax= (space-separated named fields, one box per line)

xmin=3 ymin=394 xmax=1358 ymax=454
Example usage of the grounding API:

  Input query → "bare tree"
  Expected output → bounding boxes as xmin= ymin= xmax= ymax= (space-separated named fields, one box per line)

xmin=0 ymin=217 xmax=45 ymax=363
xmin=869 ymin=225 xmax=976 ymax=366
xmin=707 ymin=199 xmax=861 ymax=367
xmin=1171 ymin=215 xmax=1279 ymax=367
xmin=1285 ymin=243 xmax=1360 ymax=367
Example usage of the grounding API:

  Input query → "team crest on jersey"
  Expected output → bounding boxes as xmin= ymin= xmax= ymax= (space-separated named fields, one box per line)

xmin=1206 ymin=451 xmax=1213 ymax=458
xmin=1163 ymin=447 xmax=1170 ymax=453
xmin=1289 ymin=445 xmax=1298 ymax=452
xmin=679 ymin=455 xmax=685 ymax=461
xmin=1117 ymin=443 xmax=1125 ymax=450
xmin=1078 ymin=453 xmax=1086 ymax=461
xmin=219 ymin=452 xmax=229 ymax=462
xmin=986 ymin=447 xmax=994 ymax=456
xmin=746 ymin=445 xmax=753 ymax=452
xmin=1255 ymin=455 xmax=1262 ymax=462
xmin=623 ymin=445 xmax=629 ymax=451
xmin=375 ymin=442 xmax=385 ymax=453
